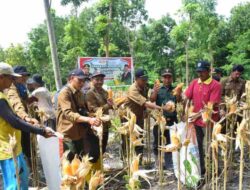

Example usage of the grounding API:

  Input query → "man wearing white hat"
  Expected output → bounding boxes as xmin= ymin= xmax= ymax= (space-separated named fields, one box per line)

xmin=0 ymin=62 xmax=54 ymax=190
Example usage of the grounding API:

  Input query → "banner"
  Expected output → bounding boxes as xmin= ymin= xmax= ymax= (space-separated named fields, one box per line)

xmin=78 ymin=57 xmax=133 ymax=86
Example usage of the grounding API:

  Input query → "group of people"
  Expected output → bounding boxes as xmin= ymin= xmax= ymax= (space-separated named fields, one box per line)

xmin=0 ymin=60 xmax=246 ymax=189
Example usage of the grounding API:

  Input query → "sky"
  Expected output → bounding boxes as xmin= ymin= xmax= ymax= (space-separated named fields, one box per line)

xmin=0 ymin=0 xmax=249 ymax=48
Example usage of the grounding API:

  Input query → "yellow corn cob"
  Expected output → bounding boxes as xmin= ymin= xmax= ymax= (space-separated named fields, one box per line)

xmin=71 ymin=155 xmax=81 ymax=176
xmin=172 ymin=83 xmax=184 ymax=96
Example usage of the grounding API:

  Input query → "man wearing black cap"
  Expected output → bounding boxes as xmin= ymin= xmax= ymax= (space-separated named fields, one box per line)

xmin=29 ymin=74 xmax=56 ymax=130
xmin=57 ymin=69 xmax=101 ymax=162
xmin=86 ymin=71 xmax=113 ymax=165
xmin=125 ymin=68 xmax=163 ymax=156
xmin=150 ymin=68 xmax=181 ymax=169
xmin=184 ymin=61 xmax=221 ymax=177
xmin=221 ymin=64 xmax=245 ymax=101
xmin=5 ymin=65 xmax=39 ymax=165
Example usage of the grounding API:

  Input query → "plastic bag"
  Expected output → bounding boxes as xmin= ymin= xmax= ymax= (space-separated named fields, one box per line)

xmin=37 ymin=135 xmax=61 ymax=190
xmin=170 ymin=122 xmax=201 ymax=188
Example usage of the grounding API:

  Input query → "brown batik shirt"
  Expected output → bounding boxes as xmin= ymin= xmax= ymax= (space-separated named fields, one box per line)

xmin=221 ymin=76 xmax=246 ymax=101
xmin=125 ymin=82 xmax=147 ymax=127
xmin=56 ymin=84 xmax=88 ymax=140
xmin=85 ymin=87 xmax=112 ymax=132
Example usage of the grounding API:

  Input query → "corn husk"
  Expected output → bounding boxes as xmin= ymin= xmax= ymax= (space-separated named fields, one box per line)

xmin=89 ymin=171 xmax=104 ymax=190
xmin=172 ymin=83 xmax=184 ymax=96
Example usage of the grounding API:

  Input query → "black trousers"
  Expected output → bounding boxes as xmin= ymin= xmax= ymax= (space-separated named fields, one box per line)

xmin=153 ymin=117 xmax=177 ymax=168
xmin=21 ymin=131 xmax=31 ymax=159
xmin=195 ymin=125 xmax=206 ymax=176
xmin=63 ymin=131 xmax=109 ymax=163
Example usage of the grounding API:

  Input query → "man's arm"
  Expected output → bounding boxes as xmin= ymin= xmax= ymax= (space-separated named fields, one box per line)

xmin=5 ymin=85 xmax=38 ymax=124
xmin=0 ymin=100 xmax=45 ymax=135
xmin=58 ymin=89 xmax=99 ymax=126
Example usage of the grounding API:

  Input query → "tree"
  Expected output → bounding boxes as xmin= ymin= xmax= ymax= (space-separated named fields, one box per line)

xmin=0 ymin=47 xmax=5 ymax=62
xmin=61 ymin=0 xmax=88 ymax=17
xmin=135 ymin=15 xmax=176 ymax=83
xmin=4 ymin=44 xmax=28 ymax=66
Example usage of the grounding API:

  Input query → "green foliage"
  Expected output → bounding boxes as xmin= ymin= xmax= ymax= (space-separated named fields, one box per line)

xmin=1 ymin=0 xmax=250 ymax=90
xmin=184 ymin=154 xmax=200 ymax=188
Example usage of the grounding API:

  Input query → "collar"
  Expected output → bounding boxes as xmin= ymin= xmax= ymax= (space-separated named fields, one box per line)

xmin=68 ymin=84 xmax=77 ymax=94
xmin=198 ymin=77 xmax=212 ymax=85
xmin=93 ymin=86 xmax=105 ymax=93
xmin=160 ymin=85 xmax=173 ymax=90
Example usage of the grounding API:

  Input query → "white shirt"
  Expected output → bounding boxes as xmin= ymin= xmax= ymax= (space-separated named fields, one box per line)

xmin=32 ymin=87 xmax=55 ymax=119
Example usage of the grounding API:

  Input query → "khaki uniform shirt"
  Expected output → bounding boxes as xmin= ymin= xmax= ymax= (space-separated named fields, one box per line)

xmin=4 ymin=83 xmax=29 ymax=120
xmin=56 ymin=84 xmax=88 ymax=140
xmin=85 ymin=87 xmax=111 ymax=132
xmin=221 ymin=76 xmax=246 ymax=101
xmin=125 ymin=82 xmax=147 ymax=127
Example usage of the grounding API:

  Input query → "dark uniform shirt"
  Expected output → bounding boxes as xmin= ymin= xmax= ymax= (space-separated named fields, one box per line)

xmin=56 ymin=84 xmax=88 ymax=140
xmin=125 ymin=82 xmax=147 ymax=127
xmin=155 ymin=85 xmax=177 ymax=119
xmin=221 ymin=76 xmax=246 ymax=101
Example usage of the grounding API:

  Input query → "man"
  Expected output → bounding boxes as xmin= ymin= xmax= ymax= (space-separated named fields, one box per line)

xmin=221 ymin=64 xmax=245 ymax=101
xmin=26 ymin=77 xmax=36 ymax=93
xmin=121 ymin=64 xmax=132 ymax=85
xmin=0 ymin=62 xmax=53 ymax=190
xmin=30 ymin=74 xmax=56 ymax=130
xmin=82 ymin=64 xmax=92 ymax=78
xmin=86 ymin=71 xmax=112 ymax=158
xmin=184 ymin=61 xmax=221 ymax=176
xmin=56 ymin=69 xmax=101 ymax=162
xmin=81 ymin=64 xmax=92 ymax=95
xmin=212 ymin=68 xmax=223 ymax=82
xmin=125 ymin=68 xmax=163 ymax=155
xmin=150 ymin=68 xmax=181 ymax=169
xmin=5 ymin=66 xmax=39 ymax=164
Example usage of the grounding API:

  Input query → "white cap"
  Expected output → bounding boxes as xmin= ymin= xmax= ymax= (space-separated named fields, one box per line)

xmin=0 ymin=62 xmax=21 ymax=77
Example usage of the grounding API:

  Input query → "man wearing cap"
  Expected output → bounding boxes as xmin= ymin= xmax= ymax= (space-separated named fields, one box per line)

xmin=121 ymin=64 xmax=132 ymax=85
xmin=5 ymin=65 xmax=39 ymax=165
xmin=212 ymin=68 xmax=223 ymax=82
xmin=86 ymin=71 xmax=113 ymax=162
xmin=150 ymin=68 xmax=181 ymax=169
xmin=57 ymin=69 xmax=101 ymax=162
xmin=0 ymin=62 xmax=54 ymax=190
xmin=221 ymin=64 xmax=245 ymax=101
xmin=125 ymin=68 xmax=163 ymax=156
xmin=184 ymin=61 xmax=221 ymax=176
xmin=29 ymin=74 xmax=56 ymax=130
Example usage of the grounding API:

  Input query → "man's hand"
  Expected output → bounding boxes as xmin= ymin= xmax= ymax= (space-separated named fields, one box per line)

xmin=107 ymin=98 xmax=114 ymax=106
xmin=43 ymin=127 xmax=56 ymax=138
xmin=26 ymin=117 xmax=39 ymax=125
xmin=153 ymin=83 xmax=160 ymax=93
xmin=88 ymin=118 xmax=101 ymax=126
